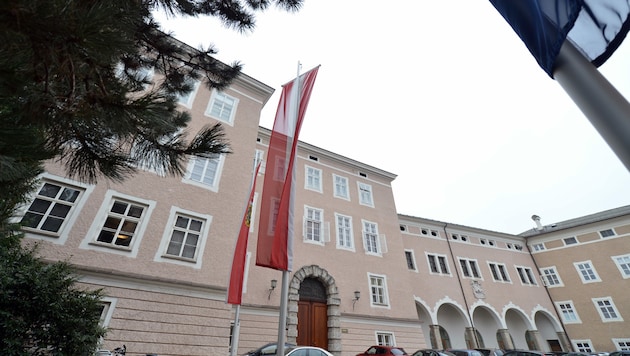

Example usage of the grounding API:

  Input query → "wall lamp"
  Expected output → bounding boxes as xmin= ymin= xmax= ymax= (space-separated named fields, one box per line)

xmin=268 ymin=279 xmax=277 ymax=300
xmin=352 ymin=290 xmax=361 ymax=310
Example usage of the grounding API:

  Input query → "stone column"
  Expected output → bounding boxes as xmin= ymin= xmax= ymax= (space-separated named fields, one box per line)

xmin=496 ymin=329 xmax=514 ymax=350
xmin=429 ymin=325 xmax=443 ymax=350
xmin=556 ymin=331 xmax=572 ymax=352
xmin=526 ymin=330 xmax=544 ymax=351
xmin=465 ymin=327 xmax=480 ymax=349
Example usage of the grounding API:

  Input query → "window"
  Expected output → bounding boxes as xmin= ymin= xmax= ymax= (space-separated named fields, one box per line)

xmin=600 ymin=228 xmax=616 ymax=238
xmin=253 ymin=149 xmax=265 ymax=174
xmin=592 ymin=297 xmax=623 ymax=322
xmin=488 ymin=262 xmax=510 ymax=282
xmin=540 ymin=266 xmax=563 ymax=287
xmin=613 ymin=338 xmax=630 ymax=351
xmin=516 ymin=266 xmax=537 ymax=285
xmin=421 ymin=228 xmax=439 ymax=237
xmin=165 ymin=214 xmax=204 ymax=260
xmin=335 ymin=213 xmax=354 ymax=250
xmin=612 ymin=254 xmax=630 ymax=278
xmin=362 ymin=220 xmax=384 ymax=255
xmin=556 ymin=301 xmax=581 ymax=323
xmin=427 ymin=253 xmax=449 ymax=275
xmin=532 ymin=243 xmax=545 ymax=251
xmin=358 ymin=182 xmax=374 ymax=207
xmin=333 ymin=174 xmax=349 ymax=200
xmin=95 ymin=199 xmax=147 ymax=248
xmin=405 ymin=250 xmax=417 ymax=271
xmin=21 ymin=181 xmax=83 ymax=235
xmin=186 ymin=155 xmax=224 ymax=190
xmin=305 ymin=166 xmax=322 ymax=192
xmin=96 ymin=297 xmax=117 ymax=328
xmin=205 ymin=91 xmax=238 ymax=124
xmin=574 ymin=261 xmax=601 ymax=283
xmin=177 ymin=79 xmax=200 ymax=107
xmin=459 ymin=258 xmax=481 ymax=278
xmin=368 ymin=274 xmax=389 ymax=307
xmin=304 ymin=206 xmax=324 ymax=244
xmin=574 ymin=341 xmax=593 ymax=353
xmin=563 ymin=236 xmax=578 ymax=245
xmin=376 ymin=332 xmax=395 ymax=346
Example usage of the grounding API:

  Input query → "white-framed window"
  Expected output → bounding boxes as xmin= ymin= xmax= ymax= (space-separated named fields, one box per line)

xmin=427 ymin=253 xmax=450 ymax=275
xmin=540 ymin=266 xmax=564 ymax=287
xmin=304 ymin=206 xmax=325 ymax=244
xmin=515 ymin=266 xmax=537 ymax=285
xmin=368 ymin=273 xmax=389 ymax=307
xmin=556 ymin=301 xmax=581 ymax=324
xmin=185 ymin=155 xmax=225 ymax=191
xmin=420 ymin=228 xmax=440 ymax=237
xmin=531 ymin=243 xmax=545 ymax=251
xmin=612 ymin=254 xmax=630 ymax=279
xmin=563 ymin=236 xmax=578 ymax=245
xmin=488 ymin=262 xmax=510 ymax=282
xmin=459 ymin=258 xmax=481 ymax=279
xmin=20 ymin=179 xmax=86 ymax=238
xmin=573 ymin=340 xmax=593 ymax=353
xmin=574 ymin=261 xmax=601 ymax=283
xmin=177 ymin=79 xmax=200 ymax=108
xmin=97 ymin=297 xmax=117 ymax=328
xmin=156 ymin=207 xmax=212 ymax=268
xmin=333 ymin=174 xmax=349 ymax=200
xmin=205 ymin=90 xmax=238 ymax=124
xmin=358 ymin=182 xmax=374 ymax=207
xmin=335 ymin=213 xmax=354 ymax=251
xmin=253 ymin=149 xmax=265 ymax=174
xmin=612 ymin=338 xmax=630 ymax=351
xmin=600 ymin=228 xmax=616 ymax=238
xmin=376 ymin=332 xmax=395 ymax=346
xmin=305 ymin=166 xmax=322 ymax=192
xmin=362 ymin=220 xmax=385 ymax=255
xmin=405 ymin=250 xmax=417 ymax=271
xmin=592 ymin=297 xmax=623 ymax=322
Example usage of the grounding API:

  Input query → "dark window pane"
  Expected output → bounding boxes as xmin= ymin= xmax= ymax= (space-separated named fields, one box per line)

xmin=111 ymin=201 xmax=128 ymax=214
xmin=49 ymin=203 xmax=71 ymax=218
xmin=115 ymin=234 xmax=132 ymax=246
xmin=128 ymin=205 xmax=143 ymax=218
xmin=39 ymin=183 xmax=61 ymax=198
xmin=22 ymin=212 xmax=43 ymax=228
xmin=175 ymin=216 xmax=188 ymax=228
xmin=97 ymin=230 xmax=115 ymax=243
xmin=189 ymin=219 xmax=202 ymax=232
xmin=120 ymin=221 xmax=137 ymax=234
xmin=103 ymin=217 xmax=121 ymax=229
xmin=29 ymin=198 xmax=51 ymax=214
xmin=41 ymin=217 xmax=63 ymax=232
xmin=59 ymin=188 xmax=80 ymax=202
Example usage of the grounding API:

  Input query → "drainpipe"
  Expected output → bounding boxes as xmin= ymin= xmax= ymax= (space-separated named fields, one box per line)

xmin=443 ymin=223 xmax=480 ymax=349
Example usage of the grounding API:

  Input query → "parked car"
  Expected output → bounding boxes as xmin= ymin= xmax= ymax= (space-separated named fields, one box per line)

xmin=476 ymin=349 xmax=505 ymax=356
xmin=449 ymin=349 xmax=484 ymax=356
xmin=503 ymin=350 xmax=547 ymax=356
xmin=244 ymin=342 xmax=296 ymax=356
xmin=412 ymin=349 xmax=456 ymax=356
xmin=609 ymin=352 xmax=630 ymax=356
xmin=284 ymin=346 xmax=334 ymax=356
xmin=357 ymin=345 xmax=409 ymax=355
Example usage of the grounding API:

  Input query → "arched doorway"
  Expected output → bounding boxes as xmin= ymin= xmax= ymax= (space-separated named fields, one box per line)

xmin=297 ymin=277 xmax=328 ymax=348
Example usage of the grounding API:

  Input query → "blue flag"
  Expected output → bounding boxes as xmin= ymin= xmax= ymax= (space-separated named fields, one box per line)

xmin=490 ymin=0 xmax=630 ymax=77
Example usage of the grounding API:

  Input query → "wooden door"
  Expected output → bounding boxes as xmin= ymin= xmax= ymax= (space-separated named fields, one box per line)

xmin=297 ymin=300 xmax=328 ymax=349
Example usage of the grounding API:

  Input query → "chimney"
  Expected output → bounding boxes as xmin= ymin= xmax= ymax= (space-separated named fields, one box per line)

xmin=531 ymin=215 xmax=543 ymax=231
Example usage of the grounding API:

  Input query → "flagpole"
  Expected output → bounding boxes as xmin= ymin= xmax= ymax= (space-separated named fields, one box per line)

xmin=553 ymin=39 xmax=630 ymax=171
xmin=229 ymin=305 xmax=241 ymax=356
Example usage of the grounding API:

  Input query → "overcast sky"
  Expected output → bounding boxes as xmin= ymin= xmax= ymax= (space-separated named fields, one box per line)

xmin=153 ymin=1 xmax=630 ymax=235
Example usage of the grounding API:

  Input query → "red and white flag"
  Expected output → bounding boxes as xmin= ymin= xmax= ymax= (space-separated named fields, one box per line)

xmin=227 ymin=162 xmax=262 ymax=305
xmin=256 ymin=66 xmax=320 ymax=271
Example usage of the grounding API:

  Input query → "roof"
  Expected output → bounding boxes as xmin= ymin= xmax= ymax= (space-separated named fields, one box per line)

xmin=519 ymin=205 xmax=630 ymax=237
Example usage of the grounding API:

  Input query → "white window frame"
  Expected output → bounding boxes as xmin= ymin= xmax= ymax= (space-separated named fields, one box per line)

xmin=592 ymin=297 xmax=623 ymax=322
xmin=612 ymin=338 xmax=630 ymax=351
xmin=205 ymin=90 xmax=239 ymax=125
xmin=563 ymin=236 xmax=578 ymax=245
xmin=531 ymin=243 xmax=546 ymax=251
xmin=540 ymin=266 xmax=564 ymax=287
xmin=304 ymin=165 xmax=322 ymax=193
xmin=574 ymin=260 xmax=601 ymax=283
xmin=18 ymin=175 xmax=94 ymax=244
xmin=599 ymin=228 xmax=616 ymax=238
xmin=362 ymin=220 xmax=384 ymax=256
xmin=335 ymin=213 xmax=354 ymax=251
xmin=98 ymin=297 xmax=117 ymax=328
xmin=488 ymin=262 xmax=511 ymax=283
xmin=368 ymin=273 xmax=390 ymax=308
xmin=515 ymin=266 xmax=537 ymax=286
xmin=184 ymin=155 xmax=225 ymax=192
xmin=177 ymin=79 xmax=200 ymax=108
xmin=358 ymin=182 xmax=374 ymax=207
xmin=405 ymin=249 xmax=417 ymax=271
xmin=303 ymin=206 xmax=325 ymax=245
xmin=154 ymin=206 xmax=212 ymax=268
xmin=556 ymin=300 xmax=581 ymax=324
xmin=375 ymin=331 xmax=395 ymax=346
xmin=573 ymin=340 xmax=593 ymax=353
xmin=459 ymin=258 xmax=482 ymax=279
xmin=427 ymin=253 xmax=450 ymax=276
xmin=80 ymin=191 xmax=155 ymax=257
xmin=612 ymin=254 xmax=630 ymax=279
xmin=333 ymin=174 xmax=350 ymax=200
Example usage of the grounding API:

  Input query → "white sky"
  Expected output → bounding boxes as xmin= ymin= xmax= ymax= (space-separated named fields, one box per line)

xmin=153 ymin=1 xmax=630 ymax=235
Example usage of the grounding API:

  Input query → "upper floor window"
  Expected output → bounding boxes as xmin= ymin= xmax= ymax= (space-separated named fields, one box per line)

xmin=405 ymin=250 xmax=417 ymax=271
xmin=333 ymin=174 xmax=349 ymax=200
xmin=488 ymin=262 xmax=510 ymax=282
xmin=305 ymin=166 xmax=322 ymax=192
xmin=205 ymin=91 xmax=238 ymax=124
xmin=540 ymin=266 xmax=563 ymax=287
xmin=362 ymin=220 xmax=385 ymax=255
xmin=368 ymin=274 xmax=389 ymax=307
xmin=165 ymin=214 xmax=204 ymax=260
xmin=358 ymin=182 xmax=374 ymax=207
xmin=592 ymin=297 xmax=623 ymax=322
xmin=96 ymin=199 xmax=147 ymax=249
xmin=563 ymin=236 xmax=578 ymax=245
xmin=304 ymin=206 xmax=325 ymax=244
xmin=335 ymin=213 xmax=354 ymax=250
xmin=376 ymin=332 xmax=395 ymax=346
xmin=532 ymin=243 xmax=545 ymax=251
xmin=557 ymin=301 xmax=581 ymax=323
xmin=177 ymin=79 xmax=200 ymax=108
xmin=459 ymin=258 xmax=481 ymax=279
xmin=612 ymin=254 xmax=630 ymax=279
xmin=427 ymin=253 xmax=450 ymax=275
xmin=516 ymin=266 xmax=537 ymax=286
xmin=574 ymin=261 xmax=601 ymax=283
xmin=21 ymin=181 xmax=83 ymax=236
xmin=186 ymin=155 xmax=224 ymax=191
xmin=600 ymin=228 xmax=616 ymax=238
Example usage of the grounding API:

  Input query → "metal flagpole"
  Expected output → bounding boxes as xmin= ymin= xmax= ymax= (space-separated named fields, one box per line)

xmin=553 ymin=40 xmax=630 ymax=172
xmin=276 ymin=61 xmax=302 ymax=356
xmin=229 ymin=305 xmax=241 ymax=356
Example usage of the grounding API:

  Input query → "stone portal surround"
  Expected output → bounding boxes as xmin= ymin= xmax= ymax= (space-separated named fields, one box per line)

xmin=287 ymin=265 xmax=342 ymax=355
